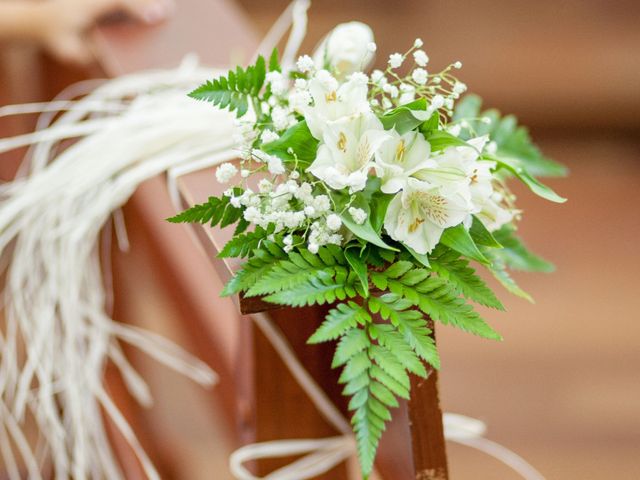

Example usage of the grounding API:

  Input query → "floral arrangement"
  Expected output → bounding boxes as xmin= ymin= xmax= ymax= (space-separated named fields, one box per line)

xmin=169 ymin=22 xmax=566 ymax=477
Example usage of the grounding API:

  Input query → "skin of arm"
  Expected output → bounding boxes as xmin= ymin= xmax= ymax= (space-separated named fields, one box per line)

xmin=0 ymin=0 xmax=173 ymax=64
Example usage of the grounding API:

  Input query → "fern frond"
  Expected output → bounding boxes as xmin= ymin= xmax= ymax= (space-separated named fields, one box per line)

xmin=220 ymin=241 xmax=286 ymax=296
xmin=189 ymin=55 xmax=266 ymax=117
xmin=167 ymin=195 xmax=241 ymax=228
xmin=430 ymin=246 xmax=504 ymax=309
xmin=308 ymin=302 xmax=369 ymax=344
xmin=263 ymin=272 xmax=358 ymax=307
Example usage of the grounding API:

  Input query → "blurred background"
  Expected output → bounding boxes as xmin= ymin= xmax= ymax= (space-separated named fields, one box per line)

xmin=1 ymin=0 xmax=639 ymax=479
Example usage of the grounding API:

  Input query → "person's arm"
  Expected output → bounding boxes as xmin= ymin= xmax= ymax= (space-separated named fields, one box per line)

xmin=0 ymin=0 xmax=174 ymax=64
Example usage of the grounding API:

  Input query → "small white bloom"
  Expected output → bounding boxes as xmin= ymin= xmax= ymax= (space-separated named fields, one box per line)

xmin=289 ymin=90 xmax=313 ymax=110
xmin=432 ymin=95 xmax=445 ymax=110
xmin=308 ymin=243 xmax=319 ymax=254
xmin=348 ymin=207 xmax=367 ymax=225
xmin=411 ymin=68 xmax=428 ymax=85
xmin=445 ymin=98 xmax=454 ymax=110
xmin=398 ymin=84 xmax=416 ymax=105
xmin=230 ymin=196 xmax=242 ymax=208
xmin=382 ymin=98 xmax=393 ymax=110
xmin=258 ymin=178 xmax=273 ymax=193
xmin=267 ymin=155 xmax=285 ymax=175
xmin=413 ymin=38 xmax=424 ymax=48
xmin=313 ymin=22 xmax=375 ymax=76
xmin=266 ymin=71 xmax=288 ymax=96
xmin=294 ymin=78 xmax=308 ymax=89
xmin=271 ymin=105 xmax=291 ymax=131
xmin=260 ymin=129 xmax=279 ymax=143
xmin=304 ymin=205 xmax=316 ymax=217
xmin=284 ymin=235 xmax=293 ymax=246
xmin=453 ymin=61 xmax=463 ymax=69
xmin=312 ymin=195 xmax=331 ymax=213
xmin=383 ymin=84 xmax=399 ymax=98
xmin=453 ymin=81 xmax=467 ymax=95
xmin=388 ymin=53 xmax=403 ymax=69
xmin=297 ymin=54 xmax=316 ymax=73
xmin=326 ymin=213 xmax=342 ymax=231
xmin=290 ymin=170 xmax=300 ymax=180
xmin=215 ymin=163 xmax=238 ymax=184
xmin=413 ymin=50 xmax=429 ymax=67
xmin=371 ymin=69 xmax=385 ymax=84
xmin=240 ymin=169 xmax=250 ymax=178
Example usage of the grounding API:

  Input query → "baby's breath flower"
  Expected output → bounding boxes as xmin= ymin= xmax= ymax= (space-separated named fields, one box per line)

xmin=411 ymin=68 xmax=428 ymax=85
xmin=453 ymin=81 xmax=467 ymax=95
xmin=240 ymin=169 xmax=250 ymax=178
xmin=313 ymin=195 xmax=331 ymax=213
xmin=215 ymin=163 xmax=237 ymax=184
xmin=260 ymin=129 xmax=279 ymax=143
xmin=308 ymin=243 xmax=319 ymax=254
xmin=388 ymin=53 xmax=403 ymax=68
xmin=271 ymin=106 xmax=291 ymax=131
xmin=290 ymin=170 xmax=300 ymax=180
xmin=371 ymin=69 xmax=385 ymax=84
xmin=431 ymin=94 xmax=445 ymax=109
xmin=326 ymin=214 xmax=342 ymax=231
xmin=453 ymin=60 xmax=463 ymax=69
xmin=315 ymin=69 xmax=339 ymax=91
xmin=348 ymin=207 xmax=367 ymax=225
xmin=267 ymin=155 xmax=285 ymax=175
xmin=294 ymin=78 xmax=308 ymax=89
xmin=258 ymin=178 xmax=273 ymax=193
xmin=413 ymin=38 xmax=424 ymax=48
xmin=370 ymin=98 xmax=379 ymax=107
xmin=265 ymin=71 xmax=287 ymax=95
xmin=383 ymin=84 xmax=399 ymax=98
xmin=382 ymin=98 xmax=393 ymax=110
xmin=296 ymin=54 xmax=316 ymax=72
xmin=413 ymin=50 xmax=429 ymax=67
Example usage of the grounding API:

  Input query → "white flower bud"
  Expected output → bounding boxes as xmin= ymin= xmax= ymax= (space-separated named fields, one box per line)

xmin=326 ymin=214 xmax=342 ymax=231
xmin=215 ymin=163 xmax=238 ymax=184
xmin=313 ymin=22 xmax=375 ymax=76
xmin=388 ymin=53 xmax=403 ymax=69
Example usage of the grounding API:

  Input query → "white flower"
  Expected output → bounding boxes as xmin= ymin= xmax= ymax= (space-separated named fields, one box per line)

xmin=296 ymin=54 xmax=316 ymax=73
xmin=398 ymin=84 xmax=416 ymax=105
xmin=326 ymin=213 xmax=342 ymax=231
xmin=267 ymin=155 xmax=285 ymax=175
xmin=413 ymin=50 xmax=429 ymax=67
xmin=260 ymin=129 xmax=279 ymax=143
xmin=412 ymin=68 xmax=428 ymax=85
xmin=266 ymin=71 xmax=288 ymax=96
xmin=383 ymin=84 xmax=399 ymax=98
xmin=384 ymin=178 xmax=473 ymax=254
xmin=312 ymin=195 xmax=331 ymax=213
xmin=272 ymin=105 xmax=291 ymax=131
xmin=302 ymin=70 xmax=371 ymax=139
xmin=388 ymin=53 xmax=403 ymax=69
xmin=375 ymin=129 xmax=431 ymax=194
xmin=371 ymin=69 xmax=385 ymax=84
xmin=308 ymin=112 xmax=389 ymax=192
xmin=258 ymin=178 xmax=273 ymax=193
xmin=348 ymin=207 xmax=367 ymax=225
xmin=313 ymin=22 xmax=375 ymax=76
xmin=413 ymin=38 xmax=424 ymax=48
xmin=240 ymin=169 xmax=250 ymax=178
xmin=230 ymin=196 xmax=242 ymax=208
xmin=453 ymin=61 xmax=463 ymax=69
xmin=453 ymin=81 xmax=467 ymax=95
xmin=308 ymin=243 xmax=319 ymax=254
xmin=431 ymin=95 xmax=445 ymax=109
xmin=215 ymin=163 xmax=238 ymax=184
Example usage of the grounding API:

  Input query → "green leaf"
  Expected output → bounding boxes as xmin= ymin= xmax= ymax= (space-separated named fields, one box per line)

xmin=469 ymin=216 xmax=502 ymax=248
xmin=218 ymin=226 xmax=271 ymax=258
xmin=261 ymin=121 xmax=319 ymax=164
xmin=379 ymin=98 xmax=428 ymax=134
xmin=453 ymin=94 xmax=568 ymax=178
xmin=493 ymin=155 xmax=566 ymax=203
xmin=268 ymin=48 xmax=281 ymax=72
xmin=263 ymin=274 xmax=356 ymax=307
xmin=383 ymin=261 xmax=413 ymax=279
xmin=167 ymin=195 xmax=240 ymax=229
xmin=430 ymin=246 xmax=504 ymax=310
xmin=491 ymin=226 xmax=554 ymax=272
xmin=308 ymin=302 xmax=368 ymax=344
xmin=220 ymin=242 xmax=286 ymax=296
xmin=333 ymin=328 xmax=369 ymax=367
xmin=483 ymin=248 xmax=534 ymax=302
xmin=345 ymin=248 xmax=369 ymax=297
xmin=189 ymin=55 xmax=268 ymax=118
xmin=440 ymin=224 xmax=489 ymax=264
xmin=422 ymin=130 xmax=469 ymax=151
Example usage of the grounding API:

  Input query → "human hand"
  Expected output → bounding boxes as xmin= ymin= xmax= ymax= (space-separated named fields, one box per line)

xmin=37 ymin=0 xmax=175 ymax=65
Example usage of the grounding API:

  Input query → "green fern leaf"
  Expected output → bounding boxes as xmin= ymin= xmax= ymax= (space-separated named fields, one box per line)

xmin=167 ymin=195 xmax=240 ymax=228
xmin=430 ymin=246 xmax=504 ymax=309
xmin=308 ymin=302 xmax=369 ymax=344
xmin=189 ymin=55 xmax=266 ymax=117
xmin=263 ymin=274 xmax=357 ymax=308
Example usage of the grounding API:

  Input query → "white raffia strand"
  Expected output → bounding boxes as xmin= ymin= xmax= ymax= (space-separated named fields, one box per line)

xmin=0 ymin=58 xmax=238 ymax=479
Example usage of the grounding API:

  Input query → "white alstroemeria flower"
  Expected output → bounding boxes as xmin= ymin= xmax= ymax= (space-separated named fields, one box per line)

xmin=384 ymin=178 xmax=473 ymax=254
xmin=303 ymin=71 xmax=371 ymax=139
xmin=308 ymin=112 xmax=389 ymax=192
xmin=412 ymin=136 xmax=489 ymax=198
xmin=313 ymin=22 xmax=375 ymax=77
xmin=374 ymin=130 xmax=431 ymax=194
